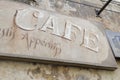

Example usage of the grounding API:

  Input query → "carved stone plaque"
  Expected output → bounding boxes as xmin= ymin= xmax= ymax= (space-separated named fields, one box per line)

xmin=0 ymin=1 xmax=117 ymax=70
xmin=106 ymin=30 xmax=120 ymax=58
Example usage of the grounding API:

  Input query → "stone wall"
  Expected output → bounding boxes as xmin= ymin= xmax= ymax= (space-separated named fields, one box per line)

xmin=0 ymin=0 xmax=120 ymax=80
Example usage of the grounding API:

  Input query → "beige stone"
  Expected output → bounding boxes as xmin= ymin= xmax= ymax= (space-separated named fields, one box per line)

xmin=0 ymin=1 xmax=117 ymax=70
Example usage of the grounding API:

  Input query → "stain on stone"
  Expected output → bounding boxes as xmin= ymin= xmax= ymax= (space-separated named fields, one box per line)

xmin=63 ymin=67 xmax=71 ymax=80
xmin=67 ymin=1 xmax=80 ymax=17
xmin=32 ymin=67 xmax=41 ymax=74
xmin=96 ymin=73 xmax=101 ymax=80
xmin=27 ymin=66 xmax=41 ymax=79
xmin=79 ymin=5 xmax=96 ymax=18
xmin=55 ymin=0 xmax=65 ymax=9
xmin=88 ymin=69 xmax=101 ymax=80
xmin=12 ymin=0 xmax=34 ymax=4
xmin=50 ymin=65 xmax=59 ymax=79
xmin=76 ymin=75 xmax=89 ymax=80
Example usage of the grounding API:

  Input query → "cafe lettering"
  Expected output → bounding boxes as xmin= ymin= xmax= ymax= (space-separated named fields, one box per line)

xmin=15 ymin=8 xmax=99 ymax=52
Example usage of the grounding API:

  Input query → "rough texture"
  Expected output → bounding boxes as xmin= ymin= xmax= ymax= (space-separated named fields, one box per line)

xmin=0 ymin=0 xmax=120 ymax=80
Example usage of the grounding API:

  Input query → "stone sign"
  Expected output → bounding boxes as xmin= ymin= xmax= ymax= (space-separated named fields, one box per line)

xmin=0 ymin=1 xmax=117 ymax=70
xmin=106 ymin=30 xmax=120 ymax=58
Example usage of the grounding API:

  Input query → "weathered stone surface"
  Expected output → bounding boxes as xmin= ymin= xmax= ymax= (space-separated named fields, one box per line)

xmin=0 ymin=60 xmax=120 ymax=80
xmin=0 ymin=1 xmax=117 ymax=70
xmin=0 ymin=0 xmax=120 ymax=80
